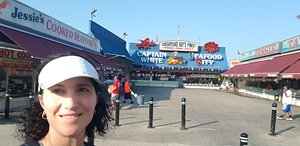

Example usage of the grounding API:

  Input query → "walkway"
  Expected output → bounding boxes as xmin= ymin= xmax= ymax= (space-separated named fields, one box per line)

xmin=1 ymin=87 xmax=300 ymax=145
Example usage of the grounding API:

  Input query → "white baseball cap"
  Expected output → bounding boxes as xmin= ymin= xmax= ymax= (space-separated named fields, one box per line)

xmin=38 ymin=55 xmax=100 ymax=90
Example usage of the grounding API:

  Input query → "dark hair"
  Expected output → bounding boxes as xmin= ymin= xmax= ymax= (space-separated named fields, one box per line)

xmin=16 ymin=53 xmax=113 ymax=142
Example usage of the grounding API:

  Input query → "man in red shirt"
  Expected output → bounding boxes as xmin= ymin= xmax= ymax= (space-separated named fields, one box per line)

xmin=123 ymin=77 xmax=134 ymax=104
xmin=111 ymin=75 xmax=120 ymax=109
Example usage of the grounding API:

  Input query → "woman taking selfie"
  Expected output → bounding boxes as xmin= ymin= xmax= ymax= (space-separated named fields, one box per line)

xmin=17 ymin=54 xmax=112 ymax=146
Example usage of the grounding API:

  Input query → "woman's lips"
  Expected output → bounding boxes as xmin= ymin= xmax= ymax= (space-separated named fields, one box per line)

xmin=59 ymin=113 xmax=83 ymax=118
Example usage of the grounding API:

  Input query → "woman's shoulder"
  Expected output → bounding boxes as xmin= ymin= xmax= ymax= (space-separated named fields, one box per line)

xmin=21 ymin=140 xmax=93 ymax=146
xmin=20 ymin=139 xmax=41 ymax=146
xmin=84 ymin=142 xmax=94 ymax=146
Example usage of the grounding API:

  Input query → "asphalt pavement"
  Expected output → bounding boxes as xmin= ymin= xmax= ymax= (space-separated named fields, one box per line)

xmin=1 ymin=87 xmax=300 ymax=146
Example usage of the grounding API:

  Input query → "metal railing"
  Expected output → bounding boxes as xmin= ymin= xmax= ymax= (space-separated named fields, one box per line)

xmin=0 ymin=94 xmax=33 ymax=113
xmin=240 ymin=86 xmax=300 ymax=99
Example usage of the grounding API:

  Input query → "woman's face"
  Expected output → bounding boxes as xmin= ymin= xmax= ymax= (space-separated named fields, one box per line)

xmin=39 ymin=77 xmax=97 ymax=137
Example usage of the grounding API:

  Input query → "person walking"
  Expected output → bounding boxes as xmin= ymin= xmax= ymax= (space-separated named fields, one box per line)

xmin=277 ymin=85 xmax=294 ymax=121
xmin=110 ymin=75 xmax=120 ymax=109
xmin=122 ymin=77 xmax=134 ymax=104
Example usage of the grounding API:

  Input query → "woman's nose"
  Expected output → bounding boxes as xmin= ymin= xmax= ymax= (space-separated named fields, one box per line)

xmin=62 ymin=94 xmax=79 ymax=109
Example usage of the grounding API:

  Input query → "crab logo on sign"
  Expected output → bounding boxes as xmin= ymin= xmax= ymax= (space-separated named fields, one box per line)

xmin=0 ymin=0 xmax=10 ymax=15
xmin=136 ymin=38 xmax=155 ymax=50
xmin=204 ymin=42 xmax=219 ymax=53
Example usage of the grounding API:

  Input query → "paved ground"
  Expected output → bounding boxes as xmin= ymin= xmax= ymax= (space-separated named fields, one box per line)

xmin=1 ymin=87 xmax=300 ymax=146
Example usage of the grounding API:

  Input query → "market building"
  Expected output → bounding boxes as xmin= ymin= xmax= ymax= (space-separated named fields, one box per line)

xmin=0 ymin=1 xmax=230 ymax=95
xmin=0 ymin=0 xmax=119 ymax=96
xmin=222 ymin=36 xmax=300 ymax=105
xmin=128 ymin=38 xmax=229 ymax=87
xmin=90 ymin=21 xmax=132 ymax=77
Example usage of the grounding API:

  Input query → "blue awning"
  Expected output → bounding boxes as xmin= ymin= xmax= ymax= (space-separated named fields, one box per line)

xmin=90 ymin=21 xmax=132 ymax=59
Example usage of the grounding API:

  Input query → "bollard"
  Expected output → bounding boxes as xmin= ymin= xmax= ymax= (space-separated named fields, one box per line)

xmin=269 ymin=102 xmax=277 ymax=136
xmin=181 ymin=97 xmax=186 ymax=130
xmin=115 ymin=96 xmax=120 ymax=126
xmin=240 ymin=133 xmax=248 ymax=146
xmin=29 ymin=92 xmax=34 ymax=108
xmin=5 ymin=91 xmax=10 ymax=119
xmin=148 ymin=97 xmax=154 ymax=128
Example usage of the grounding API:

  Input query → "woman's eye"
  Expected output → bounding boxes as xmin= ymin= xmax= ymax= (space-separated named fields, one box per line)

xmin=52 ymin=88 xmax=65 ymax=94
xmin=78 ymin=87 xmax=89 ymax=92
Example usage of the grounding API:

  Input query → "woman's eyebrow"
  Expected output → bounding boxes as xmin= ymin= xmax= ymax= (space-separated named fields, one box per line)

xmin=50 ymin=84 xmax=64 ymax=88
xmin=77 ymin=83 xmax=93 ymax=87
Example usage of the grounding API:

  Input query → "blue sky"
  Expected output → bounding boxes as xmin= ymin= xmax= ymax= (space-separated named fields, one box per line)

xmin=20 ymin=0 xmax=300 ymax=62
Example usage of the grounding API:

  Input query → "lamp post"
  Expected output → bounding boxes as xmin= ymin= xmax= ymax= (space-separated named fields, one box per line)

xmin=91 ymin=9 xmax=97 ymax=20
xmin=123 ymin=32 xmax=128 ymax=39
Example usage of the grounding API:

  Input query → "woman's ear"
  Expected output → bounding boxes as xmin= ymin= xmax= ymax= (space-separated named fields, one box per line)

xmin=38 ymin=94 xmax=45 ymax=109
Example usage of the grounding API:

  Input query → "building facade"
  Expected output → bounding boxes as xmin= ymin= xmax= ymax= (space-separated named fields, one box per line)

xmin=0 ymin=0 xmax=117 ymax=96
xmin=128 ymin=38 xmax=229 ymax=86
xmin=222 ymin=35 xmax=300 ymax=105
xmin=90 ymin=21 xmax=132 ymax=78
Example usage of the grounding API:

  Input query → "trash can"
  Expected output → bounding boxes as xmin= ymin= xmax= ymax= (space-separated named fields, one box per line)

xmin=137 ymin=95 xmax=144 ymax=105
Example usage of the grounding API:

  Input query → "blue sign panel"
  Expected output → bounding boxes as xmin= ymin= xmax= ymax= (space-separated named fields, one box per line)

xmin=282 ymin=35 xmax=300 ymax=53
xmin=128 ymin=42 xmax=228 ymax=71
xmin=239 ymin=42 xmax=281 ymax=61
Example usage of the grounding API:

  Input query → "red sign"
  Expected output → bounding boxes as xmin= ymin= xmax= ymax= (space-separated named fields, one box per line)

xmin=204 ymin=42 xmax=219 ymax=53
xmin=0 ymin=58 xmax=33 ymax=68
xmin=136 ymin=38 xmax=155 ymax=50
xmin=254 ymin=44 xmax=276 ymax=57
xmin=0 ymin=48 xmax=32 ymax=59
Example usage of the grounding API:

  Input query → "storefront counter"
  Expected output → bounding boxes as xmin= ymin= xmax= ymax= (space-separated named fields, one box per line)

xmin=131 ymin=80 xmax=182 ymax=88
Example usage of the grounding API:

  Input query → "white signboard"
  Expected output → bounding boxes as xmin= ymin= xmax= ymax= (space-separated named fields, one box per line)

xmin=159 ymin=40 xmax=198 ymax=52
xmin=0 ymin=0 xmax=100 ymax=52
